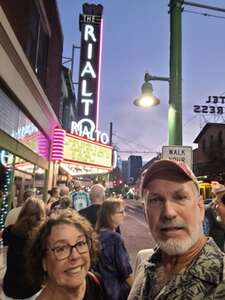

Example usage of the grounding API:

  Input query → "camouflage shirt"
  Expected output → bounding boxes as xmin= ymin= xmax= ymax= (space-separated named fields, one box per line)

xmin=128 ymin=238 xmax=225 ymax=300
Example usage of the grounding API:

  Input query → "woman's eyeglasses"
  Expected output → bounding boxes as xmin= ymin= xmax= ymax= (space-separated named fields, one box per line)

xmin=48 ymin=238 xmax=91 ymax=261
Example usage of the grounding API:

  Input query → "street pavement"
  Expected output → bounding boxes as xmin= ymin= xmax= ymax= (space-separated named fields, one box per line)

xmin=122 ymin=199 xmax=156 ymax=268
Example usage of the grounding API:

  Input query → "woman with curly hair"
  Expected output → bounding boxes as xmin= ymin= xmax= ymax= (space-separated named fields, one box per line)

xmin=28 ymin=208 xmax=106 ymax=300
xmin=2 ymin=197 xmax=46 ymax=299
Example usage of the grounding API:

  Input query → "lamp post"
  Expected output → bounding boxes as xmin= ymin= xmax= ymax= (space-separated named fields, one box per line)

xmin=169 ymin=0 xmax=182 ymax=146
xmin=134 ymin=0 xmax=182 ymax=146
xmin=135 ymin=1 xmax=225 ymax=146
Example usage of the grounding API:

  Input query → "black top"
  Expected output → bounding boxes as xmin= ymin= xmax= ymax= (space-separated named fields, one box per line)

xmin=2 ymin=225 xmax=41 ymax=298
xmin=84 ymin=271 xmax=106 ymax=300
xmin=79 ymin=204 xmax=101 ymax=227
xmin=79 ymin=204 xmax=121 ymax=233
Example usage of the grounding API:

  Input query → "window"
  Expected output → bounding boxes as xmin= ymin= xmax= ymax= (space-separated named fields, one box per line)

xmin=26 ymin=0 xmax=50 ymax=87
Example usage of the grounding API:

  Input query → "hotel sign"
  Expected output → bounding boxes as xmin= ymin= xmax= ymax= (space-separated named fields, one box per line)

xmin=77 ymin=4 xmax=103 ymax=131
xmin=193 ymin=96 xmax=225 ymax=114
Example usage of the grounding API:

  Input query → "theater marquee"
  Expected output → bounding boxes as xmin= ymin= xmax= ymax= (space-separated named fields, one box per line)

xmin=64 ymin=133 xmax=112 ymax=169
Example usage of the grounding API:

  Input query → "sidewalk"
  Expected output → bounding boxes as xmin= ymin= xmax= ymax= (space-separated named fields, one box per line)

xmin=125 ymin=198 xmax=144 ymax=209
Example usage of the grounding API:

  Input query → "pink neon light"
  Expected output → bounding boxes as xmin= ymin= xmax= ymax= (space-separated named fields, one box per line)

xmin=96 ymin=17 xmax=103 ymax=130
xmin=51 ymin=128 xmax=65 ymax=161
xmin=52 ymin=140 xmax=64 ymax=145
xmin=53 ymin=134 xmax=64 ymax=137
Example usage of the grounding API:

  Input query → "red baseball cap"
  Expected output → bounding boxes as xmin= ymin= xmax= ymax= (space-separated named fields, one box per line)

xmin=142 ymin=159 xmax=199 ymax=192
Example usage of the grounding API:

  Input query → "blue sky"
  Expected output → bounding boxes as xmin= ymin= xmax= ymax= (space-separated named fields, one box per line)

xmin=57 ymin=0 xmax=225 ymax=161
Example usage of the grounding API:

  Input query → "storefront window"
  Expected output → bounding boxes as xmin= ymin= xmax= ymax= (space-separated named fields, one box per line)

xmin=0 ymin=151 xmax=46 ymax=229
xmin=0 ymin=88 xmax=50 ymax=158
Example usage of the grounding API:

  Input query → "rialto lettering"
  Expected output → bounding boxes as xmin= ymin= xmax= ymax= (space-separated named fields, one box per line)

xmin=71 ymin=120 xmax=109 ymax=145
xmin=77 ymin=10 xmax=102 ymax=126
xmin=75 ymin=6 xmax=108 ymax=145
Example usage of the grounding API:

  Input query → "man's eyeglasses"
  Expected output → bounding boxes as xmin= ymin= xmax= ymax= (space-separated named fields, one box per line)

xmin=48 ymin=239 xmax=91 ymax=261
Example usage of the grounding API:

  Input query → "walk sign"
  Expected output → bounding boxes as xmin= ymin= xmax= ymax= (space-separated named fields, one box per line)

xmin=162 ymin=145 xmax=193 ymax=169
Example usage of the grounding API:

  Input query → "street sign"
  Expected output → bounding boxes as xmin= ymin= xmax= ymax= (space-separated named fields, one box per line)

xmin=162 ymin=145 xmax=193 ymax=169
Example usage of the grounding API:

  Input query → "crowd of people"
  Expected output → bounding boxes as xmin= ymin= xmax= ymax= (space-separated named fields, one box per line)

xmin=1 ymin=160 xmax=225 ymax=299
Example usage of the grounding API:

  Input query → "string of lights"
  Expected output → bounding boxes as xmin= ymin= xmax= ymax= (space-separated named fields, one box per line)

xmin=0 ymin=165 xmax=11 ymax=230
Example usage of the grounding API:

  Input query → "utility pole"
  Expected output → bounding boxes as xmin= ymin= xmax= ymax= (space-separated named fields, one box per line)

xmin=169 ymin=0 xmax=182 ymax=146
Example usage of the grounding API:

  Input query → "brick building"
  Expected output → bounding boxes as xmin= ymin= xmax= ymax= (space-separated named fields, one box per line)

xmin=0 ymin=0 xmax=63 ymax=227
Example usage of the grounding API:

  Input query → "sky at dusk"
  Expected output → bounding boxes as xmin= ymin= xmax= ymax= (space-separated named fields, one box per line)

xmin=57 ymin=0 xmax=225 ymax=161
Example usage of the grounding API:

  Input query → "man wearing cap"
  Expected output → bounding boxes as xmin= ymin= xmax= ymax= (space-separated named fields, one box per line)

xmin=128 ymin=159 xmax=225 ymax=300
xmin=71 ymin=181 xmax=90 ymax=211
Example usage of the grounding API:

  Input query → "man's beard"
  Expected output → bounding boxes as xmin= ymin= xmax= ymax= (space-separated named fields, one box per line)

xmin=152 ymin=219 xmax=203 ymax=255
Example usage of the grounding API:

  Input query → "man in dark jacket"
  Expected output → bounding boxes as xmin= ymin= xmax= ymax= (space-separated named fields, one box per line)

xmin=79 ymin=184 xmax=105 ymax=227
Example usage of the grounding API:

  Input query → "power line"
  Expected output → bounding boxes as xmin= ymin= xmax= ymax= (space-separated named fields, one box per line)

xmin=184 ymin=9 xmax=225 ymax=20
xmin=118 ymin=150 xmax=159 ymax=154
xmin=113 ymin=133 xmax=154 ymax=151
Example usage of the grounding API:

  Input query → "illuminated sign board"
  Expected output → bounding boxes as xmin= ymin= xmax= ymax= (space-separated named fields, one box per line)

xmin=193 ymin=96 xmax=225 ymax=114
xmin=77 ymin=4 xmax=103 ymax=130
xmin=64 ymin=133 xmax=112 ymax=169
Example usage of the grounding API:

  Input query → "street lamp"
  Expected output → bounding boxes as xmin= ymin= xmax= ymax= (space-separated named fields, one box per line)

xmin=134 ymin=0 xmax=182 ymax=146
xmin=133 ymin=73 xmax=161 ymax=108
xmin=134 ymin=1 xmax=225 ymax=146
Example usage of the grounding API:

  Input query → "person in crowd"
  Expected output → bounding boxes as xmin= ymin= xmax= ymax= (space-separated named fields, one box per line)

xmin=28 ymin=208 xmax=106 ymax=300
xmin=60 ymin=185 xmax=70 ymax=198
xmin=215 ymin=190 xmax=225 ymax=225
xmin=1 ymin=197 xmax=46 ymax=299
xmin=4 ymin=189 xmax=34 ymax=227
xmin=203 ymin=185 xmax=225 ymax=251
xmin=79 ymin=184 xmax=105 ymax=227
xmin=71 ymin=181 xmax=90 ymax=211
xmin=50 ymin=196 xmax=71 ymax=211
xmin=95 ymin=198 xmax=133 ymax=300
xmin=46 ymin=187 xmax=59 ymax=215
xmin=128 ymin=159 xmax=225 ymax=300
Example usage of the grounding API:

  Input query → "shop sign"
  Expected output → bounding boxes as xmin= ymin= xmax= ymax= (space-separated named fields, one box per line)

xmin=12 ymin=123 xmax=38 ymax=140
xmin=162 ymin=145 xmax=193 ymax=169
xmin=77 ymin=5 xmax=103 ymax=129
xmin=70 ymin=119 xmax=109 ymax=144
xmin=193 ymin=96 xmax=225 ymax=114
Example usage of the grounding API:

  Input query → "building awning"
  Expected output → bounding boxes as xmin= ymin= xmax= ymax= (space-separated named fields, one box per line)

xmin=60 ymin=161 xmax=111 ymax=176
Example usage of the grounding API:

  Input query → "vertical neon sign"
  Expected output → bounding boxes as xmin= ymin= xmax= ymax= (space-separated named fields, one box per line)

xmin=77 ymin=4 xmax=103 ymax=132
